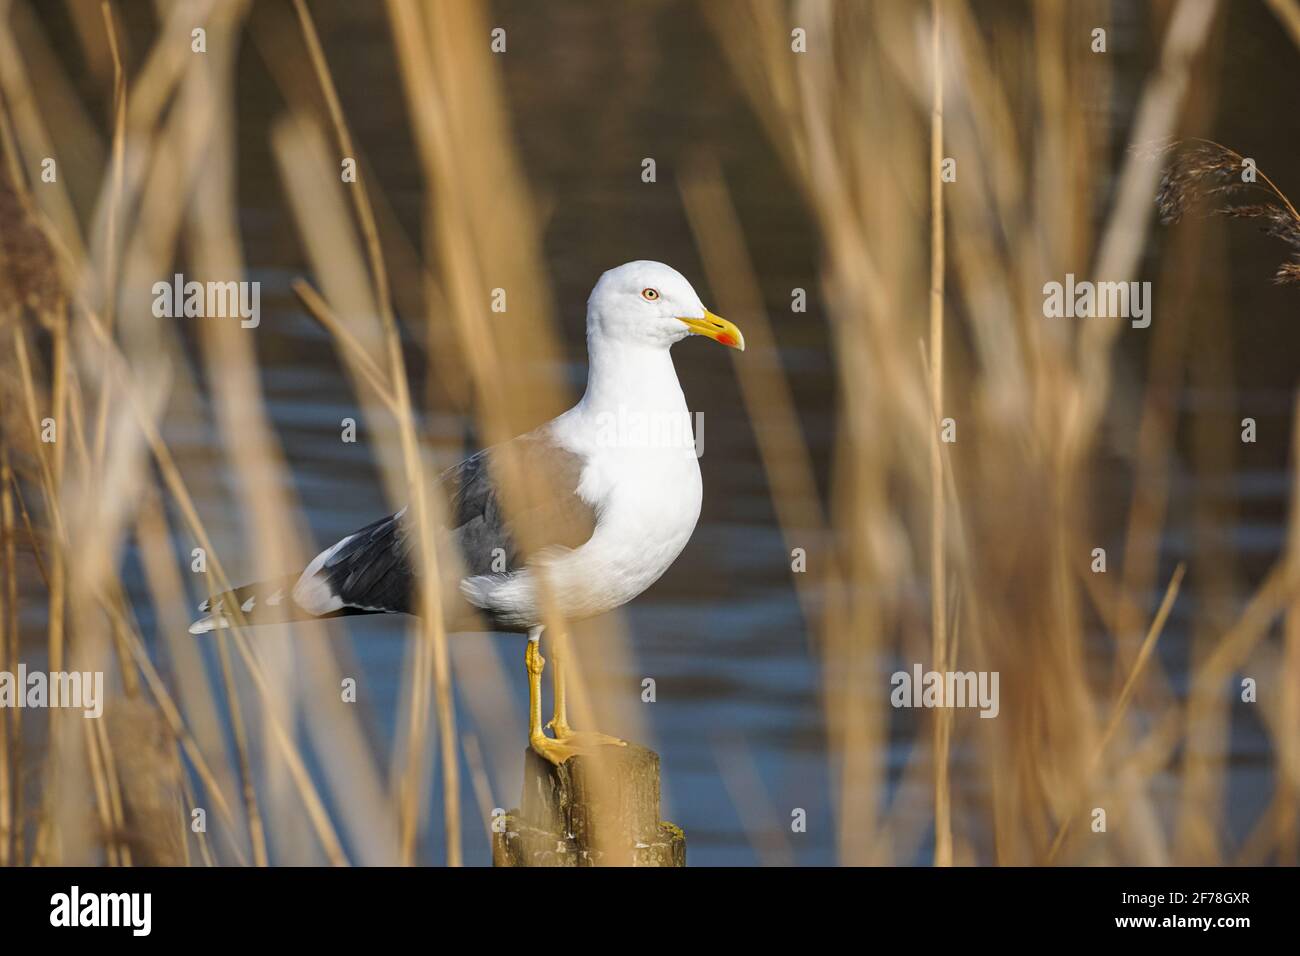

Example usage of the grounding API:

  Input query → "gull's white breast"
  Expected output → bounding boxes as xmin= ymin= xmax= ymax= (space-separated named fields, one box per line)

xmin=469 ymin=406 xmax=702 ymax=628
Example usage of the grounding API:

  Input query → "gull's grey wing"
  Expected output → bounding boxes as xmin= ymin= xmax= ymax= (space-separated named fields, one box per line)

xmin=294 ymin=429 xmax=597 ymax=617
xmin=442 ymin=429 xmax=597 ymax=575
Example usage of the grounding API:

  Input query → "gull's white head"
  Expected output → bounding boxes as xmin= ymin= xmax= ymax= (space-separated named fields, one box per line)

xmin=586 ymin=260 xmax=745 ymax=351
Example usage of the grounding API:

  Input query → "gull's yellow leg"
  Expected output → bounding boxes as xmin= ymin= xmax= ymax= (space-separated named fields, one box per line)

xmin=545 ymin=629 xmax=626 ymax=749
xmin=547 ymin=628 xmax=573 ymax=738
xmin=526 ymin=635 xmax=547 ymax=743
xmin=526 ymin=630 xmax=586 ymax=765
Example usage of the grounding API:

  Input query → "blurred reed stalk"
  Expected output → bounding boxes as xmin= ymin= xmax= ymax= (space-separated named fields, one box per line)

xmin=927 ymin=0 xmax=952 ymax=868
xmin=288 ymin=0 xmax=458 ymax=868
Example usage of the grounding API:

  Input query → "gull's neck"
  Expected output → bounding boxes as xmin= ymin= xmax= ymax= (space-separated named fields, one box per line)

xmin=576 ymin=331 xmax=687 ymax=418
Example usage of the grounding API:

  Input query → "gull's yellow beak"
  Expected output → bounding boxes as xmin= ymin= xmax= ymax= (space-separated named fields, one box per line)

xmin=678 ymin=309 xmax=745 ymax=351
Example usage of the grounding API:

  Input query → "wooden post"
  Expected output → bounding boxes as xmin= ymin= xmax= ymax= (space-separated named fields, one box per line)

xmin=493 ymin=742 xmax=685 ymax=866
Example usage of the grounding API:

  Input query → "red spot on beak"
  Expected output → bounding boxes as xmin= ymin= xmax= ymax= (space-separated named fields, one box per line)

xmin=716 ymin=332 xmax=737 ymax=348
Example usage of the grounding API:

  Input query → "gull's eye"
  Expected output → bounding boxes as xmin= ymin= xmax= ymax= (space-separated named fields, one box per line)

xmin=641 ymin=288 xmax=660 ymax=301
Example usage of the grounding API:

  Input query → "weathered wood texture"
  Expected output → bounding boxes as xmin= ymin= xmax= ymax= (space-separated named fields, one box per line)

xmin=493 ymin=742 xmax=685 ymax=866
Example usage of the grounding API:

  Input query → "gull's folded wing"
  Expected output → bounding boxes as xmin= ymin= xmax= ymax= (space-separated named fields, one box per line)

xmin=291 ymin=428 xmax=598 ymax=620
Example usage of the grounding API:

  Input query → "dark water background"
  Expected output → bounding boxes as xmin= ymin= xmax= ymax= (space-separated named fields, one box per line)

xmin=25 ymin=1 xmax=1300 ymax=864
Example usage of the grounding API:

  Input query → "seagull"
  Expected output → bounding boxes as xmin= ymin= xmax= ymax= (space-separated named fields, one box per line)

xmin=190 ymin=260 xmax=744 ymax=764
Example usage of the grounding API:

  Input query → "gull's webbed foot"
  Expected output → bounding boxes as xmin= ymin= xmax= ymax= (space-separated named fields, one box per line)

xmin=529 ymin=731 xmax=590 ymax=766
xmin=545 ymin=717 xmax=627 ymax=749
xmin=529 ymin=729 xmax=627 ymax=766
